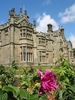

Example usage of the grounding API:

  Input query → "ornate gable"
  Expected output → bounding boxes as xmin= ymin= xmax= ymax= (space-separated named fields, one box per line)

xmin=16 ymin=16 xmax=29 ymax=27
xmin=20 ymin=19 xmax=28 ymax=26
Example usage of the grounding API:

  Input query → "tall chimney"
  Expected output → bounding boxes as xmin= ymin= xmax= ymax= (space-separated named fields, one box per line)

xmin=33 ymin=20 xmax=36 ymax=32
xmin=60 ymin=28 xmax=65 ymax=39
xmin=47 ymin=24 xmax=52 ymax=32
xmin=33 ymin=20 xmax=36 ymax=27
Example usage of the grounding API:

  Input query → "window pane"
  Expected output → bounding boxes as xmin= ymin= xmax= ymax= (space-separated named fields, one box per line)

xmin=21 ymin=53 xmax=22 ymax=61
xmin=24 ymin=52 xmax=26 ymax=61
xmin=31 ymin=53 xmax=32 ymax=61
xmin=29 ymin=53 xmax=30 ymax=61
xmin=23 ymin=33 xmax=26 ymax=37
xmin=27 ymin=53 xmax=28 ymax=61
xmin=39 ymin=51 xmax=41 ymax=62
xmin=23 ymin=46 xmax=26 ymax=52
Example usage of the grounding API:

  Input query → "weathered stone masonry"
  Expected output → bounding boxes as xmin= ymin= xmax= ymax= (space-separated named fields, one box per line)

xmin=0 ymin=8 xmax=75 ymax=66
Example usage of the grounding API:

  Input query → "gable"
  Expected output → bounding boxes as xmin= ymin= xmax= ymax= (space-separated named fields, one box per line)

xmin=16 ymin=16 xmax=29 ymax=27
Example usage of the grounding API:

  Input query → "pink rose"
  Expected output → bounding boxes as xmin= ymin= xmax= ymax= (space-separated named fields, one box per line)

xmin=37 ymin=69 xmax=57 ymax=94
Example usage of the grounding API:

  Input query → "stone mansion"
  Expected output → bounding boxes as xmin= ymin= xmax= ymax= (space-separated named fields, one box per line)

xmin=0 ymin=8 xmax=74 ymax=66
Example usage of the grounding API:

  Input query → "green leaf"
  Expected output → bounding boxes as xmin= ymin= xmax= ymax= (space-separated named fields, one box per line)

xmin=39 ymin=94 xmax=47 ymax=100
xmin=68 ymin=85 xmax=75 ymax=94
xmin=2 ymin=85 xmax=20 ymax=98
xmin=28 ymin=94 xmax=39 ymax=100
xmin=0 ymin=90 xmax=8 ymax=100
xmin=59 ymin=89 xmax=65 ymax=100
xmin=19 ymin=88 xmax=28 ymax=99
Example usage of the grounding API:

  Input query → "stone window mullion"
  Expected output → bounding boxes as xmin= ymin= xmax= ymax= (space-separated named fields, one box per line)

xmin=39 ymin=51 xmax=42 ymax=62
xmin=29 ymin=53 xmax=30 ymax=61
xmin=26 ymin=46 xmax=27 ymax=61
xmin=0 ymin=32 xmax=1 ymax=40
xmin=31 ymin=53 xmax=33 ymax=61
xmin=27 ymin=53 xmax=28 ymax=61
xmin=22 ymin=46 xmax=23 ymax=61
xmin=21 ymin=30 xmax=23 ymax=37
xmin=30 ymin=53 xmax=31 ymax=61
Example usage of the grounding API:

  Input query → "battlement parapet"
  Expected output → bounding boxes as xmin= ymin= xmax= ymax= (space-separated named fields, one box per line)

xmin=0 ymin=22 xmax=9 ymax=29
xmin=37 ymin=32 xmax=46 ymax=37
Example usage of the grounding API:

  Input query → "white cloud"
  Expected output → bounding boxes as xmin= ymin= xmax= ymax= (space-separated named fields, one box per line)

xmin=68 ymin=34 xmax=75 ymax=48
xmin=58 ymin=4 xmax=75 ymax=23
xmin=43 ymin=0 xmax=51 ymax=5
xmin=36 ymin=13 xmax=58 ymax=32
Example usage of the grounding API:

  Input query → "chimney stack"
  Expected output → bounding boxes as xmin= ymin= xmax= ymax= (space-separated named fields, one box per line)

xmin=33 ymin=20 xmax=36 ymax=32
xmin=47 ymin=24 xmax=52 ymax=32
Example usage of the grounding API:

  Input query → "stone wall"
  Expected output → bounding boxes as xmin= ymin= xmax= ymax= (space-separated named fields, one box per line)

xmin=0 ymin=8 xmax=74 ymax=66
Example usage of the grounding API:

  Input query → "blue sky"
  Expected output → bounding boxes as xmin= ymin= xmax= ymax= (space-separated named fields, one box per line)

xmin=0 ymin=0 xmax=75 ymax=47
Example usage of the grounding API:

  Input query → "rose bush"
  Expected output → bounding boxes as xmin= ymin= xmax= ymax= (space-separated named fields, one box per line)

xmin=37 ymin=69 xmax=57 ymax=94
xmin=1 ymin=57 xmax=75 ymax=100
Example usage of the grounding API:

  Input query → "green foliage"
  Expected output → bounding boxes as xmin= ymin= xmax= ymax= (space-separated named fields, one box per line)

xmin=0 ymin=65 xmax=5 ymax=74
xmin=73 ymin=48 xmax=75 ymax=58
xmin=20 ymin=67 xmax=48 ymax=100
xmin=55 ymin=85 xmax=75 ymax=100
xmin=54 ymin=57 xmax=75 ymax=85
xmin=65 ymin=85 xmax=75 ymax=100
xmin=0 ymin=57 xmax=75 ymax=100
xmin=2 ymin=85 xmax=28 ymax=100
xmin=54 ymin=57 xmax=75 ymax=100
xmin=3 ymin=85 xmax=20 ymax=98
xmin=11 ymin=60 xmax=18 ymax=69
xmin=0 ymin=84 xmax=47 ymax=100
xmin=0 ymin=61 xmax=18 ymax=86
xmin=0 ymin=90 xmax=8 ymax=100
xmin=21 ymin=67 xmax=40 ymax=93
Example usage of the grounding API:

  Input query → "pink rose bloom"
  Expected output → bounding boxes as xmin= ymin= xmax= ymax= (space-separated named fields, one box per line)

xmin=37 ymin=69 xmax=57 ymax=94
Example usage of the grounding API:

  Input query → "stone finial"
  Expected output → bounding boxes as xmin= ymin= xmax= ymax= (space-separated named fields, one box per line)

xmin=24 ymin=10 xmax=27 ymax=15
xmin=11 ymin=8 xmax=15 ymax=13
xmin=9 ymin=8 xmax=15 ymax=17
xmin=20 ymin=8 xmax=22 ymax=16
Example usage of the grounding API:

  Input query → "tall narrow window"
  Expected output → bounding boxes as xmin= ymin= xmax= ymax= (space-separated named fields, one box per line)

xmin=24 ymin=52 xmax=26 ymax=61
xmin=20 ymin=46 xmax=27 ymax=61
xmin=23 ymin=29 xmax=26 ymax=37
xmin=20 ymin=29 xmax=22 ymax=37
xmin=70 ymin=51 xmax=72 ymax=57
xmin=29 ymin=53 xmax=30 ymax=61
xmin=42 ymin=56 xmax=45 ymax=62
xmin=39 ymin=38 xmax=41 ymax=44
xmin=23 ymin=46 xmax=26 ymax=61
xmin=27 ymin=53 xmax=28 ymax=61
xmin=23 ymin=33 xmax=26 ymax=37
xmin=39 ymin=51 xmax=42 ymax=62
xmin=20 ymin=29 xmax=27 ymax=37
xmin=20 ymin=33 xmax=22 ymax=37
xmin=46 ymin=53 xmax=49 ymax=63
xmin=46 ymin=41 xmax=48 ymax=45
xmin=31 ymin=53 xmax=32 ymax=61
xmin=20 ymin=47 xmax=22 ymax=61
xmin=0 ymin=32 xmax=1 ymax=40
xmin=21 ymin=53 xmax=22 ymax=61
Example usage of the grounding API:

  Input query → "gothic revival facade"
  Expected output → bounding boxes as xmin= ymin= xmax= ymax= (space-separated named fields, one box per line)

xmin=0 ymin=8 xmax=74 ymax=66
